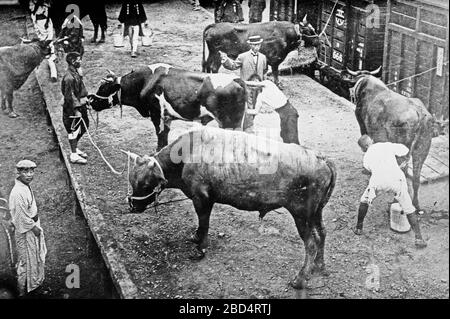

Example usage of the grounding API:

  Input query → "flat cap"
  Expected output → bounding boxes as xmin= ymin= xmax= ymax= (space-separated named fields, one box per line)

xmin=16 ymin=159 xmax=37 ymax=169
xmin=66 ymin=51 xmax=81 ymax=64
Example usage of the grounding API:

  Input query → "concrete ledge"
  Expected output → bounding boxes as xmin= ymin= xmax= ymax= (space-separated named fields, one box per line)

xmin=28 ymin=27 xmax=138 ymax=300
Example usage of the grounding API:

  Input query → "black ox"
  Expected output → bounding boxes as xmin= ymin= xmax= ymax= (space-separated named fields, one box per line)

xmin=89 ymin=64 xmax=247 ymax=150
xmin=0 ymin=38 xmax=52 ymax=118
xmin=202 ymin=16 xmax=320 ymax=85
xmin=345 ymin=67 xmax=448 ymax=210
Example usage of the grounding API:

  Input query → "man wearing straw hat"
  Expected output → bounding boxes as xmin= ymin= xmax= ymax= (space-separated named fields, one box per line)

xmin=220 ymin=34 xmax=268 ymax=81
xmin=220 ymin=35 xmax=268 ymax=133
xmin=9 ymin=159 xmax=48 ymax=297
xmin=61 ymin=52 xmax=90 ymax=165
xmin=353 ymin=135 xmax=427 ymax=249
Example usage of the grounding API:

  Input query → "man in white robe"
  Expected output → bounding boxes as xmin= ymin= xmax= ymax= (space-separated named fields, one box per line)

xmin=9 ymin=159 xmax=47 ymax=296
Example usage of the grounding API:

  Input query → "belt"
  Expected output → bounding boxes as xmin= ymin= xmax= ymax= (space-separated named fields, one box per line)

xmin=31 ymin=215 xmax=39 ymax=222
xmin=35 ymin=14 xmax=48 ymax=20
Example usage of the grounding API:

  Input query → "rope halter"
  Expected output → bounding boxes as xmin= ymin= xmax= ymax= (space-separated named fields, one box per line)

xmin=127 ymin=156 xmax=166 ymax=211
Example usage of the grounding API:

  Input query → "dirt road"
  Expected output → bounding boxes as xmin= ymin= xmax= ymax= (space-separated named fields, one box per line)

xmin=3 ymin=0 xmax=448 ymax=299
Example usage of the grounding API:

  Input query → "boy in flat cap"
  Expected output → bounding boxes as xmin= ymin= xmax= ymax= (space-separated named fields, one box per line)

xmin=61 ymin=52 xmax=90 ymax=164
xmin=9 ymin=160 xmax=47 ymax=297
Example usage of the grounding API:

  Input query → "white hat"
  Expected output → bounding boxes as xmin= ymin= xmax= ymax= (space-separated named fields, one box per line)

xmin=247 ymin=35 xmax=263 ymax=45
xmin=16 ymin=159 xmax=37 ymax=169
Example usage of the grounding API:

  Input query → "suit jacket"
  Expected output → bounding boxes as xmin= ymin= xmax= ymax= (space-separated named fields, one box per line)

xmin=222 ymin=50 xmax=268 ymax=81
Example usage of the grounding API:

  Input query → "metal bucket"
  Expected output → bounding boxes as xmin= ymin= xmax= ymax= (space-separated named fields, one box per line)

xmin=390 ymin=203 xmax=411 ymax=233
xmin=141 ymin=35 xmax=153 ymax=47
xmin=113 ymin=33 xmax=124 ymax=47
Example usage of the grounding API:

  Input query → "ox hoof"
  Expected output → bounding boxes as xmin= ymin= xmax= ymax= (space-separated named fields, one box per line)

xmin=188 ymin=233 xmax=201 ymax=244
xmin=415 ymin=239 xmax=427 ymax=249
xmin=8 ymin=112 xmax=18 ymax=118
xmin=352 ymin=227 xmax=363 ymax=235
xmin=290 ymin=276 xmax=307 ymax=290
xmin=189 ymin=248 xmax=206 ymax=261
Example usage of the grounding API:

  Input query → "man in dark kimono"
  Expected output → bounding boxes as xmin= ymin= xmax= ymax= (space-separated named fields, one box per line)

xmin=118 ymin=0 xmax=148 ymax=57
xmin=61 ymin=52 xmax=89 ymax=164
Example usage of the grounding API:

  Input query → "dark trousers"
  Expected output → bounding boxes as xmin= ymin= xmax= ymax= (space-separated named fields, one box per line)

xmin=275 ymin=101 xmax=300 ymax=144
xmin=63 ymin=106 xmax=89 ymax=141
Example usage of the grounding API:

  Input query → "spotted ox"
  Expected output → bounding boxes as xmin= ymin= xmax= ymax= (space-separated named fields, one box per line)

xmin=345 ymin=67 xmax=448 ymax=210
xmin=202 ymin=15 xmax=320 ymax=85
xmin=89 ymin=63 xmax=247 ymax=150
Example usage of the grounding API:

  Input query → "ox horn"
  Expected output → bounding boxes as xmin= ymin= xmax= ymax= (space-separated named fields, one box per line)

xmin=369 ymin=66 xmax=382 ymax=75
xmin=120 ymin=149 xmax=140 ymax=162
xmin=303 ymin=14 xmax=308 ymax=24
xmin=346 ymin=67 xmax=359 ymax=77
xmin=54 ymin=36 xmax=69 ymax=44
xmin=107 ymin=69 xmax=115 ymax=76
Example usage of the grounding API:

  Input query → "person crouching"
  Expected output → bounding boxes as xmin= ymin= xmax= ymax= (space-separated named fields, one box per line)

xmin=353 ymin=135 xmax=427 ymax=248
xmin=61 ymin=52 xmax=90 ymax=164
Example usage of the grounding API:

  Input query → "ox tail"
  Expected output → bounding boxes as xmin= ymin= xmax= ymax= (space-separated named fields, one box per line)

xmin=318 ymin=158 xmax=337 ymax=213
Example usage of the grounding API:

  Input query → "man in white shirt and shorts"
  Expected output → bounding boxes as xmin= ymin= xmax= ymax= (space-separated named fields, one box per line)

xmin=353 ymin=134 xmax=427 ymax=248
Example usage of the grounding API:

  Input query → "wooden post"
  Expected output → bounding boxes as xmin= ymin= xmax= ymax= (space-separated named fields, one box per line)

xmin=382 ymin=0 xmax=391 ymax=83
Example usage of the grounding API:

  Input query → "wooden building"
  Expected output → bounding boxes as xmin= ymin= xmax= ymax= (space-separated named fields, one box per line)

xmin=382 ymin=0 xmax=449 ymax=120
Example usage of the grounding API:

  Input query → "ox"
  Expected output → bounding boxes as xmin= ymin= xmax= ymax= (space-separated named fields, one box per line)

xmin=202 ymin=16 xmax=320 ymax=85
xmin=124 ymin=127 xmax=337 ymax=289
xmin=89 ymin=63 xmax=247 ymax=150
xmin=0 ymin=192 xmax=18 ymax=299
xmin=0 ymin=38 xmax=52 ymax=118
xmin=345 ymin=67 xmax=448 ymax=210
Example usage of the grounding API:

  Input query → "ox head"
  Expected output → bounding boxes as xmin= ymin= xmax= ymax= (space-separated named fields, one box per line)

xmin=341 ymin=66 xmax=382 ymax=100
xmin=122 ymin=151 xmax=168 ymax=213
xmin=89 ymin=70 xmax=121 ymax=112
xmin=22 ymin=37 xmax=53 ymax=57
xmin=297 ymin=14 xmax=320 ymax=48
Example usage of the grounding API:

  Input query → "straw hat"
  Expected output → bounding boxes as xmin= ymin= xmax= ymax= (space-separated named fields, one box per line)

xmin=247 ymin=35 xmax=263 ymax=45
